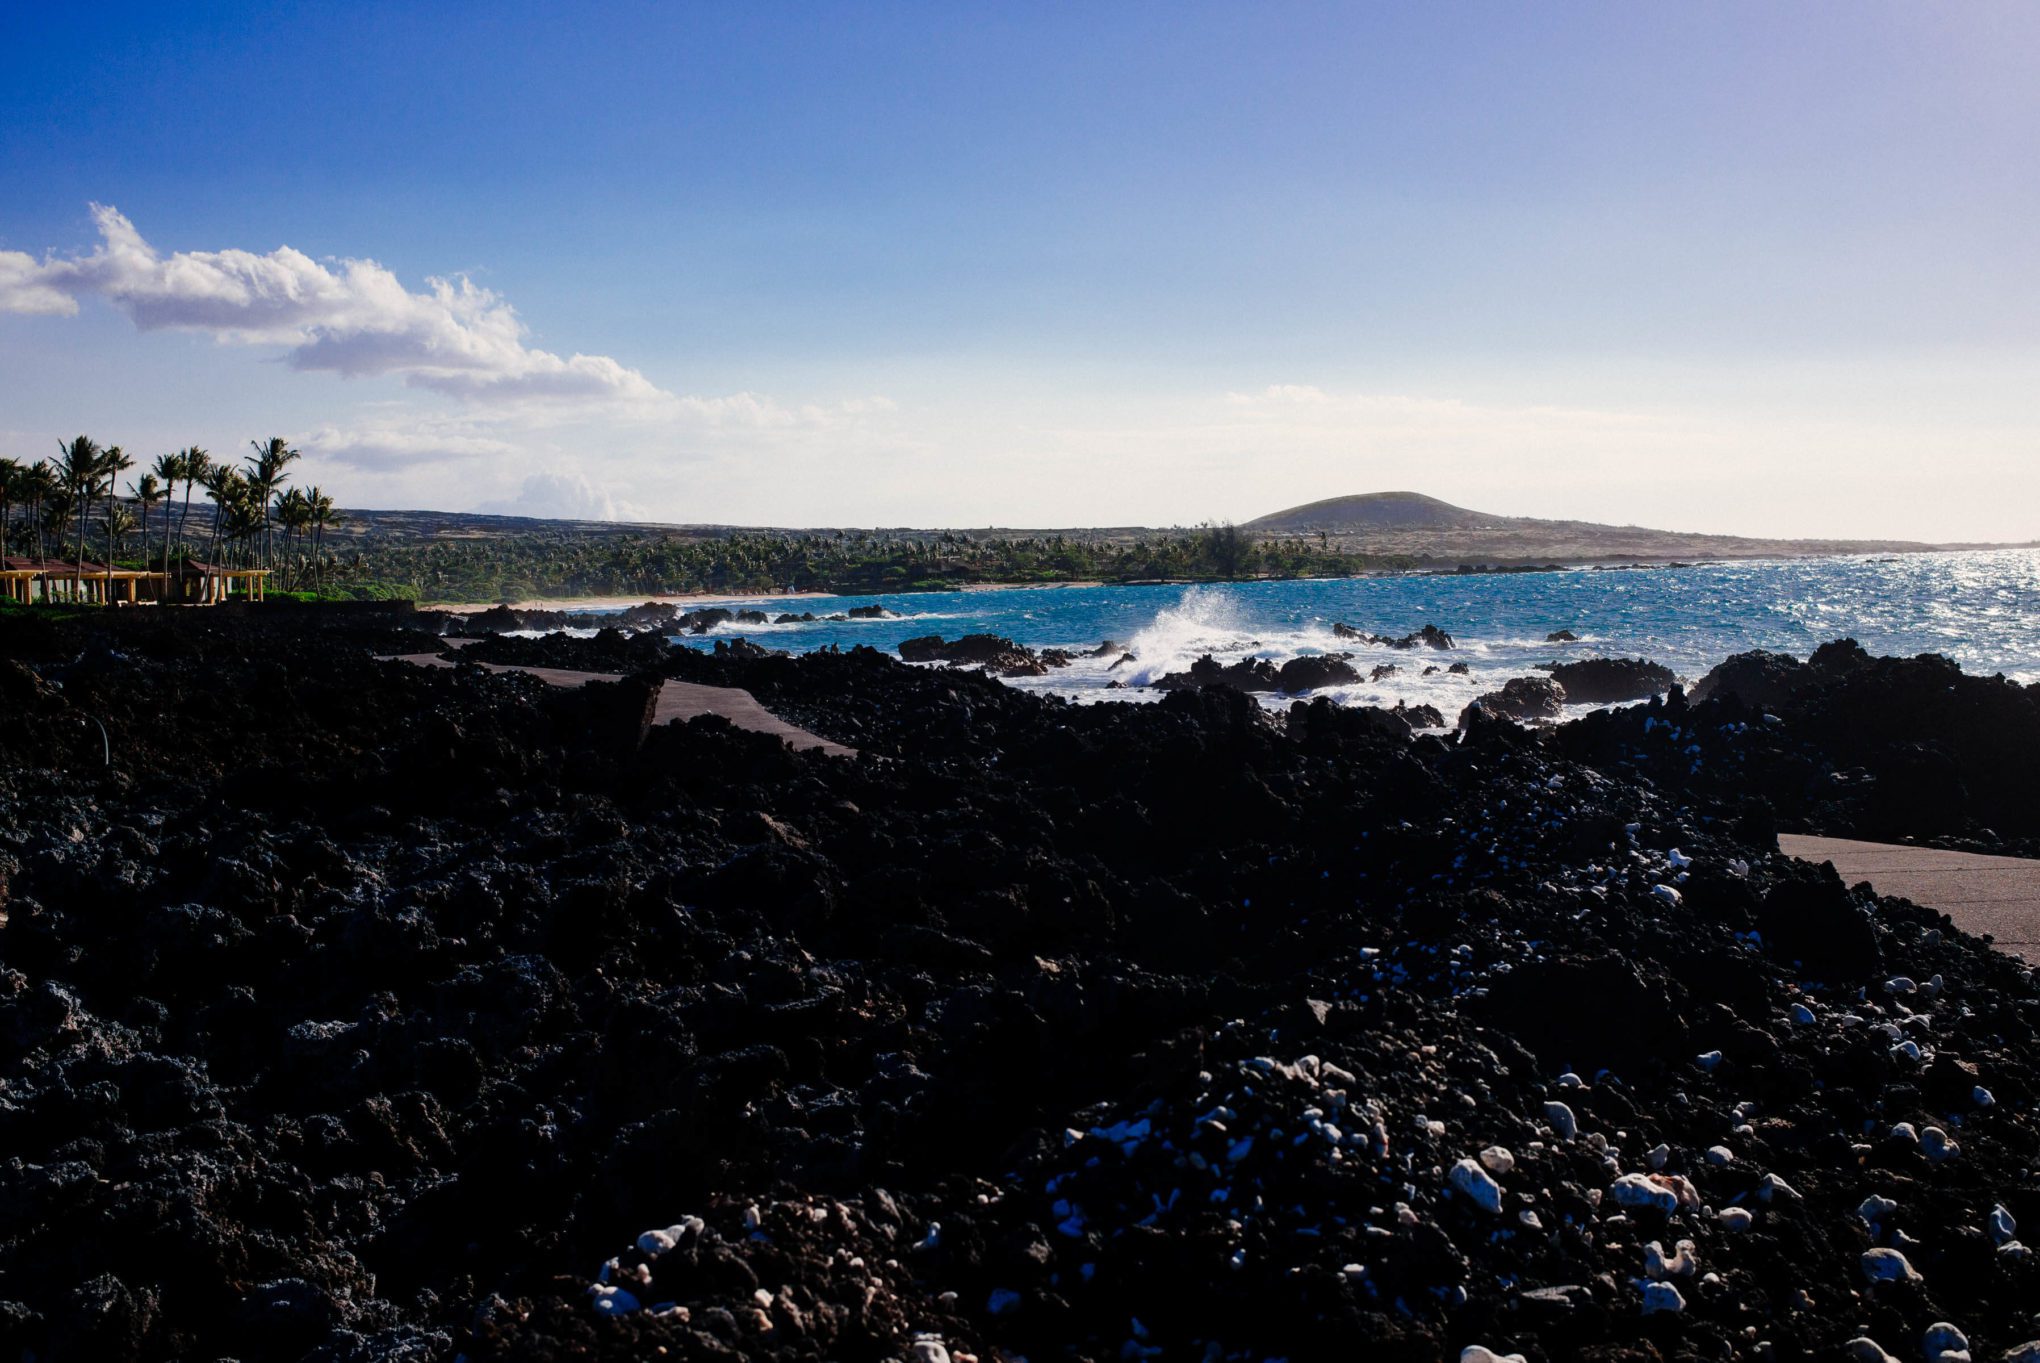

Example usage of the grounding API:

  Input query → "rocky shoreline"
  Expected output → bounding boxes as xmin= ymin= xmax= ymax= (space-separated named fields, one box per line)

xmin=2 ymin=607 xmax=2038 ymax=1362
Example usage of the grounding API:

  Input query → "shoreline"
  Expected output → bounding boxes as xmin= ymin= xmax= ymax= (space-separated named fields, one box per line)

xmin=431 ymin=588 xmax=834 ymax=614
xmin=421 ymin=550 xmax=2007 ymax=612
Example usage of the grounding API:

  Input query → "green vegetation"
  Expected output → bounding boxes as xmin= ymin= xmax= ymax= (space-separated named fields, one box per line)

xmin=319 ymin=522 xmax=1420 ymax=603
xmin=2 ymin=436 xmax=345 ymax=597
xmin=6 ymin=439 xmax=1423 ymax=606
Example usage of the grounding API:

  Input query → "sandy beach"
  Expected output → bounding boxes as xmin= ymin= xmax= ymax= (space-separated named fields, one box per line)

xmin=957 ymin=579 xmax=1108 ymax=592
xmin=429 ymin=589 xmax=838 ymax=614
xmin=430 ymin=580 xmax=1113 ymax=612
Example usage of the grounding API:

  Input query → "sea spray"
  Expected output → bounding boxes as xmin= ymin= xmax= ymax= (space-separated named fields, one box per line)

xmin=636 ymin=549 xmax=2040 ymax=713
xmin=1120 ymin=586 xmax=1260 ymax=687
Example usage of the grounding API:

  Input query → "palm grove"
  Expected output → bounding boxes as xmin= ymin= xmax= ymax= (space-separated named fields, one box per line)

xmin=306 ymin=522 xmax=1415 ymax=602
xmin=4 ymin=444 xmax=1411 ymax=604
xmin=0 ymin=437 xmax=343 ymax=598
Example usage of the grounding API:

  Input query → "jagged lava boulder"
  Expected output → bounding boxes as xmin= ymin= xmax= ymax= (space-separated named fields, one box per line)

xmin=1274 ymin=654 xmax=1362 ymax=692
xmin=1332 ymin=622 xmax=1456 ymax=649
xmin=1691 ymin=648 xmax=1817 ymax=708
xmin=1543 ymin=656 xmax=1676 ymax=704
xmin=1152 ymin=654 xmax=1282 ymax=692
xmin=1460 ymin=675 xmax=1567 ymax=726
xmin=898 ymin=633 xmax=1048 ymax=676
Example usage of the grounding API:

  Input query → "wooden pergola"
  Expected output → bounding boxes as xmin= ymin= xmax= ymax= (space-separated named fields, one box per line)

xmin=1 ymin=556 xmax=271 ymax=605
xmin=2 ymin=554 xmax=187 ymax=603
xmin=176 ymin=561 xmax=271 ymax=604
xmin=32 ymin=561 xmax=177 ymax=604
xmin=1 ymin=558 xmax=47 ymax=603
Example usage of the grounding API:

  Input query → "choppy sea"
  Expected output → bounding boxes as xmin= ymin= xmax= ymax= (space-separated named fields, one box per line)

xmin=565 ymin=549 xmax=2040 ymax=718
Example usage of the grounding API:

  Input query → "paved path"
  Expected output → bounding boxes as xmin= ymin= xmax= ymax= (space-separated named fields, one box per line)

xmin=1779 ymin=833 xmax=2040 ymax=964
xmin=378 ymin=650 xmax=856 ymax=758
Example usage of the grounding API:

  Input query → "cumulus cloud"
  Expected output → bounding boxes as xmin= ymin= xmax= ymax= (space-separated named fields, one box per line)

xmin=0 ymin=204 xmax=668 ymax=404
xmin=300 ymin=420 xmax=523 ymax=471
xmin=477 ymin=471 xmax=642 ymax=522
xmin=0 ymin=250 xmax=77 ymax=315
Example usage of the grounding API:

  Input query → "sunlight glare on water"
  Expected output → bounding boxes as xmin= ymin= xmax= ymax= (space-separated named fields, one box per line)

xmin=644 ymin=549 xmax=2040 ymax=717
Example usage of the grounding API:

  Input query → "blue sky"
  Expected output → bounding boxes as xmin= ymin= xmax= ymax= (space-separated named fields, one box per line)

xmin=3 ymin=2 xmax=2037 ymax=537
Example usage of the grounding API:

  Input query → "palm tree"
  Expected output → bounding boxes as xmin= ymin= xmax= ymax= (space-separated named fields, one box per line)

xmin=306 ymin=486 xmax=342 ymax=595
xmin=0 ymin=458 xmax=18 ymax=558
xmin=176 ymin=447 xmax=211 ymax=566
xmin=223 ymin=482 xmax=263 ymax=581
xmin=151 ymin=452 xmax=184 ymax=571
xmin=275 ymin=487 xmax=311 ymax=588
xmin=57 ymin=436 xmax=101 ymax=596
xmin=201 ymin=464 xmax=229 ymax=572
xmin=42 ymin=488 xmax=74 ymax=583
xmin=97 ymin=445 xmax=133 ymax=599
xmin=246 ymin=437 xmax=300 ymax=572
xmin=131 ymin=472 xmax=164 ymax=577
xmin=103 ymin=502 xmax=138 ymax=559
xmin=203 ymin=466 xmax=252 ymax=575
xmin=27 ymin=461 xmax=55 ymax=564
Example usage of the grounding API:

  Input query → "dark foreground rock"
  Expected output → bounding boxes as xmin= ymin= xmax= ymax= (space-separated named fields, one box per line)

xmin=1559 ymin=639 xmax=2040 ymax=853
xmin=0 ymin=613 xmax=2036 ymax=1363
xmin=1543 ymin=656 xmax=1678 ymax=704
xmin=1334 ymin=621 xmax=1457 ymax=649
xmin=1462 ymin=674 xmax=1568 ymax=726
xmin=1689 ymin=648 xmax=1824 ymax=709
xmin=897 ymin=633 xmax=1056 ymax=676
xmin=436 ymin=600 xmax=847 ymax=638
xmin=1153 ymin=652 xmax=1362 ymax=693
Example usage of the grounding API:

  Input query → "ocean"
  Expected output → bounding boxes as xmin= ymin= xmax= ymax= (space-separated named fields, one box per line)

xmin=613 ymin=548 xmax=2040 ymax=718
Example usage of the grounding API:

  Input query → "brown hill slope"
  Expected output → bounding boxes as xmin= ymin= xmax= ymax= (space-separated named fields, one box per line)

xmin=1242 ymin=491 xmax=1981 ymax=563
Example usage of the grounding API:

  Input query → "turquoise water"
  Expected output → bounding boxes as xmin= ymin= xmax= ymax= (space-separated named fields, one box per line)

xmin=640 ymin=549 xmax=2040 ymax=717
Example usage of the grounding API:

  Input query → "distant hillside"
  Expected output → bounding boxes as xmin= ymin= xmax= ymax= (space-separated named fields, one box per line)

xmin=1243 ymin=491 xmax=1970 ymax=563
xmin=321 ymin=508 xmax=1169 ymax=548
xmin=314 ymin=493 xmax=2022 ymax=570
xmin=1246 ymin=491 xmax=1508 ymax=534
xmin=318 ymin=507 xmax=694 ymax=544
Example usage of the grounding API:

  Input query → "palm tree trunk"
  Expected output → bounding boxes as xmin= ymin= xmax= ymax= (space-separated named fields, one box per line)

xmin=102 ymin=485 xmax=116 ymax=602
xmin=73 ymin=476 xmax=86 ymax=600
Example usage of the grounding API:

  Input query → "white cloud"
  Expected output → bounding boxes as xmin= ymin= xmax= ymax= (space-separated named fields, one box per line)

xmin=0 ymin=250 xmax=78 ymax=314
xmin=301 ymin=420 xmax=522 ymax=471
xmin=0 ymin=204 xmax=669 ymax=404
xmin=477 ymin=470 xmax=642 ymax=522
